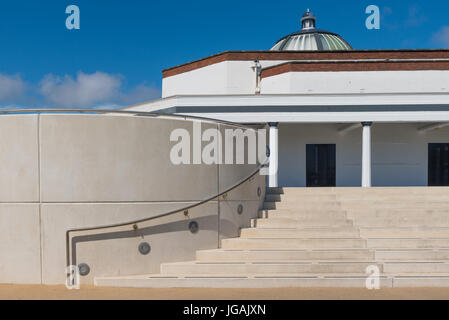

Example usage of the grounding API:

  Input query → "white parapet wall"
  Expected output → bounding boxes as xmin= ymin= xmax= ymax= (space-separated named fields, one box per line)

xmin=0 ymin=113 xmax=266 ymax=285
xmin=261 ymin=70 xmax=449 ymax=95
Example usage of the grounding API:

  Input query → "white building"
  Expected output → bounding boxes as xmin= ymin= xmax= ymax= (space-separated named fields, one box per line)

xmin=4 ymin=10 xmax=449 ymax=289
xmin=127 ymin=10 xmax=449 ymax=189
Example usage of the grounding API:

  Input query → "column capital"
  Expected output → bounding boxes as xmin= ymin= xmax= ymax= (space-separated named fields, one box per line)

xmin=268 ymin=122 xmax=279 ymax=128
xmin=361 ymin=121 xmax=373 ymax=127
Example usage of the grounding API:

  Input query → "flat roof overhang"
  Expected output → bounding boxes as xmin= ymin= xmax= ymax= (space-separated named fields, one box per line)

xmin=125 ymin=93 xmax=449 ymax=124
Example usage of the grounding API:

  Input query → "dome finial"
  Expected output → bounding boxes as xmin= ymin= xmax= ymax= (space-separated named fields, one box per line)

xmin=301 ymin=9 xmax=316 ymax=30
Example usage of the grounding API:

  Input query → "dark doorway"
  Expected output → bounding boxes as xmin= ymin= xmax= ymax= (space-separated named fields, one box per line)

xmin=428 ymin=143 xmax=449 ymax=186
xmin=306 ymin=144 xmax=336 ymax=187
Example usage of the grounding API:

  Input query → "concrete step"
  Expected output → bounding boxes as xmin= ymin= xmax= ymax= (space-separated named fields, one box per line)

xmin=95 ymin=273 xmax=449 ymax=288
xmin=360 ymin=227 xmax=449 ymax=238
xmin=221 ymin=238 xmax=367 ymax=249
xmin=266 ymin=202 xmax=449 ymax=211
xmin=347 ymin=210 xmax=449 ymax=219
xmin=262 ymin=209 xmax=347 ymax=219
xmin=375 ymin=249 xmax=449 ymax=261
xmin=198 ymin=248 xmax=449 ymax=263
xmin=256 ymin=219 xmax=449 ymax=231
xmin=240 ymin=227 xmax=360 ymax=238
xmin=266 ymin=187 xmax=284 ymax=195
xmin=196 ymin=249 xmax=374 ymax=261
xmin=253 ymin=218 xmax=353 ymax=228
xmin=265 ymin=194 xmax=449 ymax=205
xmin=94 ymin=274 xmax=395 ymax=288
xmin=384 ymin=262 xmax=449 ymax=273
xmin=367 ymin=239 xmax=449 ymax=249
xmin=340 ymin=201 xmax=449 ymax=209
xmin=265 ymin=194 xmax=281 ymax=202
xmin=268 ymin=202 xmax=343 ymax=210
xmin=280 ymin=187 xmax=449 ymax=196
xmin=263 ymin=202 xmax=276 ymax=210
xmin=273 ymin=192 xmax=449 ymax=200
xmin=265 ymin=194 xmax=337 ymax=202
xmin=392 ymin=277 xmax=449 ymax=288
xmin=160 ymin=261 xmax=382 ymax=275
xmin=337 ymin=196 xmax=449 ymax=201
xmin=271 ymin=201 xmax=449 ymax=208
xmin=276 ymin=200 xmax=449 ymax=208
xmin=354 ymin=218 xmax=449 ymax=227
xmin=97 ymin=187 xmax=449 ymax=289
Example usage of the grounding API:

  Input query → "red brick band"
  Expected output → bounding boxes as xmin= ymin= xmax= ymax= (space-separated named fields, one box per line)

xmin=260 ymin=60 xmax=449 ymax=78
xmin=162 ymin=50 xmax=449 ymax=78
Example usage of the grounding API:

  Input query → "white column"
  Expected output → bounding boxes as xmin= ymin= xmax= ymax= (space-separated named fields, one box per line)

xmin=361 ymin=122 xmax=372 ymax=188
xmin=268 ymin=123 xmax=279 ymax=188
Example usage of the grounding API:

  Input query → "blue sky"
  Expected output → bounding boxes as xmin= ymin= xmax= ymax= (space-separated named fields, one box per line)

xmin=0 ymin=0 xmax=448 ymax=108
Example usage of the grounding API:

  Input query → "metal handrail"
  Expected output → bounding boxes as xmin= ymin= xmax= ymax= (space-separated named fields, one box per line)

xmin=66 ymin=162 xmax=265 ymax=269
xmin=3 ymin=109 xmax=267 ymax=269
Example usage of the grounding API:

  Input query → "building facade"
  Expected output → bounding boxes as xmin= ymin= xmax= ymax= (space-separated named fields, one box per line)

xmin=127 ymin=10 xmax=449 ymax=189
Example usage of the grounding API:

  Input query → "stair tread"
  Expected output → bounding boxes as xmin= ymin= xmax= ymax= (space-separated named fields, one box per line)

xmin=99 ymin=272 xmax=449 ymax=278
xmin=163 ymin=260 xmax=449 ymax=265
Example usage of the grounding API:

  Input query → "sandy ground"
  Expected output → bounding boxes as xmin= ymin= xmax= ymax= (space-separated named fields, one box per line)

xmin=1 ymin=285 xmax=449 ymax=300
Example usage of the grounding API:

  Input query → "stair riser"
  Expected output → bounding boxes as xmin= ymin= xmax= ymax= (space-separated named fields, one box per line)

xmin=375 ymin=250 xmax=449 ymax=261
xmin=94 ymin=277 xmax=396 ymax=289
xmin=272 ymin=203 xmax=343 ymax=210
xmin=266 ymin=187 xmax=283 ymax=195
xmin=354 ymin=219 xmax=449 ymax=227
xmin=384 ymin=263 xmax=449 ymax=273
xmin=272 ymin=202 xmax=449 ymax=209
xmin=221 ymin=239 xmax=367 ymax=249
xmin=269 ymin=195 xmax=449 ymax=202
xmin=338 ymin=197 xmax=449 ymax=201
xmin=264 ymin=211 xmax=347 ymax=219
xmin=254 ymin=219 xmax=353 ymax=228
xmin=347 ymin=212 xmax=449 ymax=219
xmin=274 ymin=198 xmax=449 ymax=204
xmin=266 ymin=195 xmax=337 ymax=201
xmin=161 ymin=263 xmax=383 ymax=275
xmin=342 ymin=204 xmax=449 ymax=209
xmin=360 ymin=229 xmax=449 ymax=238
xmin=367 ymin=239 xmax=449 ymax=249
xmin=241 ymin=228 xmax=360 ymax=238
xmin=280 ymin=188 xmax=449 ymax=195
xmin=196 ymin=250 xmax=375 ymax=261
xmin=259 ymin=216 xmax=449 ymax=228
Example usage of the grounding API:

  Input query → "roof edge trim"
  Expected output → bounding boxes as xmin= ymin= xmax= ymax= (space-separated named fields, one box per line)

xmin=162 ymin=50 xmax=449 ymax=79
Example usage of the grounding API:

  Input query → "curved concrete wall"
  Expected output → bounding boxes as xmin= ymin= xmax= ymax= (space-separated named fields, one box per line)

xmin=0 ymin=114 xmax=266 ymax=284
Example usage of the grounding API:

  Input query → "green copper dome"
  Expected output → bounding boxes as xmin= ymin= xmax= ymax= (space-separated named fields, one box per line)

xmin=271 ymin=9 xmax=353 ymax=51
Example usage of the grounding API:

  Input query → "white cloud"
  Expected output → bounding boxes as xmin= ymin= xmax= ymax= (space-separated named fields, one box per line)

xmin=0 ymin=71 xmax=160 ymax=109
xmin=0 ymin=74 xmax=25 ymax=102
xmin=405 ymin=5 xmax=427 ymax=27
xmin=39 ymin=71 xmax=122 ymax=107
xmin=39 ymin=71 xmax=161 ymax=108
xmin=120 ymin=83 xmax=161 ymax=105
xmin=432 ymin=26 xmax=449 ymax=47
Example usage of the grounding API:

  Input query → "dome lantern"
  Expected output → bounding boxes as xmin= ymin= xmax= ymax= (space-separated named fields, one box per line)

xmin=301 ymin=9 xmax=316 ymax=30
xmin=271 ymin=9 xmax=353 ymax=51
